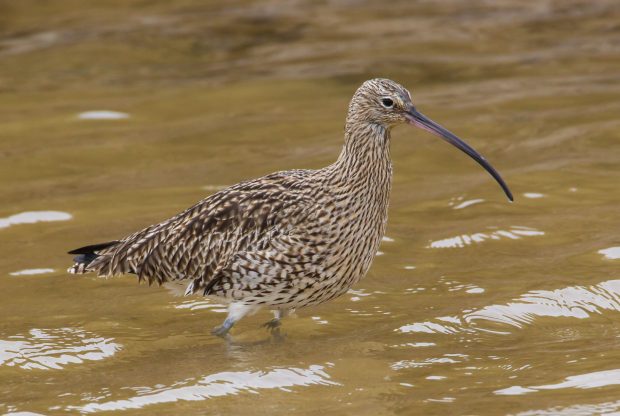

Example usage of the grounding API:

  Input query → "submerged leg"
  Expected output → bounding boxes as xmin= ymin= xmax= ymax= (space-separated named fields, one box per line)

xmin=262 ymin=308 xmax=294 ymax=331
xmin=212 ymin=302 xmax=256 ymax=337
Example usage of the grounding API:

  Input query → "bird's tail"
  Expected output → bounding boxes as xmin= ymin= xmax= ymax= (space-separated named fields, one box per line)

xmin=67 ymin=241 xmax=119 ymax=274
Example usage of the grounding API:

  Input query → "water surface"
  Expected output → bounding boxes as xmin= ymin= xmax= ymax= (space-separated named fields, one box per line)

xmin=1 ymin=1 xmax=620 ymax=414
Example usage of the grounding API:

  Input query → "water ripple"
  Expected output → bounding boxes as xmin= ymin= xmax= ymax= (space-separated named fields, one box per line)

xmin=496 ymin=368 xmax=620 ymax=396
xmin=522 ymin=192 xmax=546 ymax=199
xmin=391 ymin=354 xmax=467 ymax=370
xmin=70 ymin=364 xmax=337 ymax=413
xmin=9 ymin=268 xmax=55 ymax=276
xmin=173 ymin=299 xmax=228 ymax=313
xmin=77 ymin=110 xmax=129 ymax=120
xmin=453 ymin=198 xmax=485 ymax=210
xmin=466 ymin=280 xmax=620 ymax=328
xmin=399 ymin=279 xmax=620 ymax=334
xmin=514 ymin=399 xmax=620 ymax=416
xmin=599 ymin=246 xmax=620 ymax=260
xmin=428 ymin=226 xmax=544 ymax=248
xmin=0 ymin=211 xmax=72 ymax=229
xmin=0 ymin=328 xmax=120 ymax=370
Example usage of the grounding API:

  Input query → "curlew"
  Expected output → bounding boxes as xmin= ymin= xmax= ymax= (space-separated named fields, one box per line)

xmin=68 ymin=79 xmax=512 ymax=336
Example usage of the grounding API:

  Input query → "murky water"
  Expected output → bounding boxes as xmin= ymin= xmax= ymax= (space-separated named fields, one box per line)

xmin=1 ymin=1 xmax=620 ymax=414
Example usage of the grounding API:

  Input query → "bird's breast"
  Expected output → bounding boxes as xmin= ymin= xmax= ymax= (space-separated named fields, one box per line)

xmin=319 ymin=168 xmax=392 ymax=287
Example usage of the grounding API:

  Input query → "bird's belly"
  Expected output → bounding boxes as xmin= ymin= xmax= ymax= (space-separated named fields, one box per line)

xmin=218 ymin=222 xmax=386 ymax=309
xmin=215 ymin=195 xmax=390 ymax=309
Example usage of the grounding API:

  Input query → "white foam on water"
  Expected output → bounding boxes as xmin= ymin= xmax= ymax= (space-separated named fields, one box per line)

xmin=0 ymin=328 xmax=120 ymax=370
xmin=398 ymin=279 xmax=620 ymax=335
xmin=398 ymin=321 xmax=463 ymax=335
xmin=453 ymin=198 xmax=485 ymax=209
xmin=77 ymin=111 xmax=129 ymax=120
xmin=534 ymin=368 xmax=620 ymax=390
xmin=9 ymin=268 xmax=55 ymax=276
xmin=495 ymin=368 xmax=620 ymax=397
xmin=428 ymin=225 xmax=545 ymax=248
xmin=466 ymin=280 xmax=620 ymax=328
xmin=599 ymin=247 xmax=620 ymax=260
xmin=408 ymin=342 xmax=435 ymax=347
xmin=523 ymin=192 xmax=545 ymax=199
xmin=0 ymin=211 xmax=72 ymax=229
xmin=173 ymin=299 xmax=227 ymax=312
xmin=392 ymin=356 xmax=463 ymax=370
xmin=70 ymin=364 xmax=338 ymax=413
xmin=513 ymin=399 xmax=620 ymax=415
xmin=438 ymin=278 xmax=485 ymax=294
xmin=426 ymin=397 xmax=455 ymax=403
xmin=494 ymin=385 xmax=536 ymax=395
xmin=347 ymin=288 xmax=372 ymax=297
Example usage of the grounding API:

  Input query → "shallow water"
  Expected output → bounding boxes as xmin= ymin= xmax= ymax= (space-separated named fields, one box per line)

xmin=1 ymin=1 xmax=620 ymax=414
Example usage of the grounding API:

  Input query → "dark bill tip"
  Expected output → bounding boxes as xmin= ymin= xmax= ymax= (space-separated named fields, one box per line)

xmin=405 ymin=109 xmax=514 ymax=202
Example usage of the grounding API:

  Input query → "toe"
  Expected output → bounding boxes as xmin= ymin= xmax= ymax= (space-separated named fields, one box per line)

xmin=262 ymin=319 xmax=281 ymax=330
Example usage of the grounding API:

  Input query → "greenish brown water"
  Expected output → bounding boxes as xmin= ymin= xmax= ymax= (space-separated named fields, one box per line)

xmin=1 ymin=1 xmax=620 ymax=415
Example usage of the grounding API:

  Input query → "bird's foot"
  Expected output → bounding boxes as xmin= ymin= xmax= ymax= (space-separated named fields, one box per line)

xmin=262 ymin=319 xmax=286 ymax=342
xmin=262 ymin=318 xmax=281 ymax=331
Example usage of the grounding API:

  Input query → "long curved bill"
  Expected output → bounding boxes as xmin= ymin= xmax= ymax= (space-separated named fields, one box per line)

xmin=405 ymin=108 xmax=514 ymax=202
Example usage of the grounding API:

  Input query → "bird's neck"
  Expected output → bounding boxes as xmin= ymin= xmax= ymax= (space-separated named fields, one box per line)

xmin=327 ymin=120 xmax=393 ymax=255
xmin=332 ymin=121 xmax=392 ymax=183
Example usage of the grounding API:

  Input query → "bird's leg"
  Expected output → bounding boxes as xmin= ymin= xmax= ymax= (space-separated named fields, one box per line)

xmin=211 ymin=317 xmax=236 ymax=338
xmin=211 ymin=302 xmax=256 ymax=337
xmin=262 ymin=308 xmax=294 ymax=332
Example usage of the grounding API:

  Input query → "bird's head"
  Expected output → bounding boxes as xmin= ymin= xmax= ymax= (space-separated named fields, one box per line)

xmin=348 ymin=78 xmax=513 ymax=202
xmin=348 ymin=78 xmax=414 ymax=127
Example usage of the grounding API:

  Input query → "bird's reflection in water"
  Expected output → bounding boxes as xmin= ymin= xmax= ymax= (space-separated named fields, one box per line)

xmin=222 ymin=327 xmax=288 ymax=359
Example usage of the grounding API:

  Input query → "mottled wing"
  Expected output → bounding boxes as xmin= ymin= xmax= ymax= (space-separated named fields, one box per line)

xmin=209 ymin=205 xmax=334 ymax=304
xmin=87 ymin=170 xmax=315 ymax=293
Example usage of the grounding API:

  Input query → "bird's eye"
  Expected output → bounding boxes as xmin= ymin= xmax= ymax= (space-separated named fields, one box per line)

xmin=381 ymin=98 xmax=394 ymax=108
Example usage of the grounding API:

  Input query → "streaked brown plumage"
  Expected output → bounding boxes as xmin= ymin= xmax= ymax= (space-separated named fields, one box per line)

xmin=68 ymin=78 xmax=512 ymax=336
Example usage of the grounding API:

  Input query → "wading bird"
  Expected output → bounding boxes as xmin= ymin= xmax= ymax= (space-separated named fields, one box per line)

xmin=68 ymin=78 xmax=512 ymax=336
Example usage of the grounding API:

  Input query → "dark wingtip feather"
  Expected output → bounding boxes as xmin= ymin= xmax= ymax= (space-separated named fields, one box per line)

xmin=68 ymin=241 xmax=119 ymax=255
